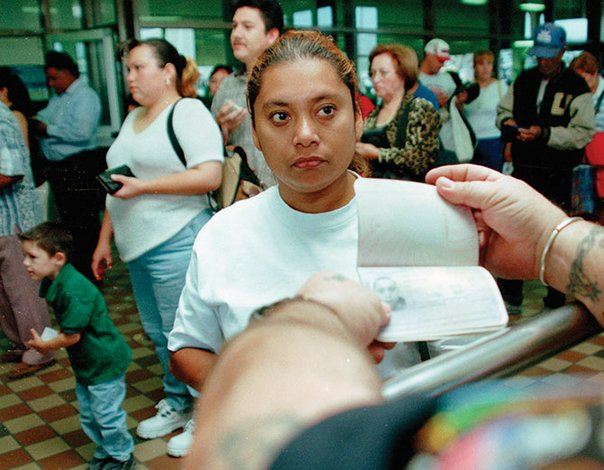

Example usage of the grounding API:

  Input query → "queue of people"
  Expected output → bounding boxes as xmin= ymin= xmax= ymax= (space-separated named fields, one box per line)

xmin=2 ymin=3 xmax=604 ymax=468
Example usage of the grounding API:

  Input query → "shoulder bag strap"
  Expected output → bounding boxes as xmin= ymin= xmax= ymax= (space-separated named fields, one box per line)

xmin=394 ymin=96 xmax=413 ymax=148
xmin=167 ymin=98 xmax=186 ymax=167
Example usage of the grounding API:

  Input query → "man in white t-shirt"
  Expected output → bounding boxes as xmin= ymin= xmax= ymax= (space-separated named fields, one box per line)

xmin=419 ymin=38 xmax=458 ymax=110
xmin=419 ymin=39 xmax=471 ymax=158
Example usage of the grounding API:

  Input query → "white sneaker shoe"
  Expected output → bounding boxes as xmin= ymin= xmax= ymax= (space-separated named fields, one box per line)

xmin=136 ymin=399 xmax=191 ymax=439
xmin=167 ymin=419 xmax=195 ymax=457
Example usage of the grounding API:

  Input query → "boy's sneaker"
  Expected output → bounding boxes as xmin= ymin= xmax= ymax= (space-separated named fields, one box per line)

xmin=136 ymin=399 xmax=191 ymax=439
xmin=167 ymin=419 xmax=195 ymax=457
xmin=88 ymin=456 xmax=109 ymax=470
xmin=102 ymin=455 xmax=136 ymax=470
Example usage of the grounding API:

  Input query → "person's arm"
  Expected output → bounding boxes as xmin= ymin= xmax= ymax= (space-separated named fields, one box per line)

xmin=0 ymin=174 xmax=21 ymax=189
xmin=168 ymin=241 xmax=224 ymax=391
xmin=379 ymin=99 xmax=440 ymax=176
xmin=91 ymin=210 xmax=114 ymax=281
xmin=425 ymin=164 xmax=604 ymax=326
xmin=28 ymin=328 xmax=80 ymax=354
xmin=111 ymin=99 xmax=224 ymax=199
xmin=185 ymin=273 xmax=387 ymax=470
xmin=356 ymin=99 xmax=441 ymax=177
xmin=109 ymin=160 xmax=223 ymax=199
xmin=42 ymin=88 xmax=101 ymax=144
xmin=496 ymin=83 xmax=516 ymax=128
xmin=169 ymin=347 xmax=217 ymax=390
xmin=13 ymin=111 xmax=30 ymax=148
xmin=545 ymin=92 xmax=595 ymax=150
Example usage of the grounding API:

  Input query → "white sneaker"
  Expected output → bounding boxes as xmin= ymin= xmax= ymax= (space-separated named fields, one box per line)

xmin=167 ymin=419 xmax=195 ymax=457
xmin=136 ymin=399 xmax=191 ymax=439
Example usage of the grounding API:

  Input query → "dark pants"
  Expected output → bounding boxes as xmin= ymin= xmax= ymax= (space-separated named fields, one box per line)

xmin=48 ymin=149 xmax=106 ymax=283
xmin=498 ymin=278 xmax=566 ymax=310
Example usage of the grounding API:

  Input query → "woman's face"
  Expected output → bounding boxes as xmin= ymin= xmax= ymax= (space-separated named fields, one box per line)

xmin=370 ymin=53 xmax=405 ymax=102
xmin=474 ymin=56 xmax=493 ymax=82
xmin=252 ymin=58 xmax=363 ymax=210
xmin=126 ymin=45 xmax=174 ymax=106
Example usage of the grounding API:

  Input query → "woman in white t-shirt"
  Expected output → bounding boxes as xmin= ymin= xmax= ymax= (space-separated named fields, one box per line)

xmin=91 ymin=38 xmax=223 ymax=443
xmin=457 ymin=50 xmax=508 ymax=171
xmin=168 ymin=30 xmax=405 ymax=398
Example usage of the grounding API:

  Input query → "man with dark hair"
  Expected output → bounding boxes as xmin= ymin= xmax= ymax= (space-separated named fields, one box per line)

xmin=211 ymin=0 xmax=284 ymax=189
xmin=30 ymin=50 xmax=103 ymax=283
xmin=497 ymin=23 xmax=595 ymax=312
xmin=0 ymin=95 xmax=55 ymax=379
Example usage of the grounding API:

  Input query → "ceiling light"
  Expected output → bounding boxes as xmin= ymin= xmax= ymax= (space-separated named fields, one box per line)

xmin=461 ymin=0 xmax=488 ymax=4
xmin=519 ymin=2 xmax=546 ymax=12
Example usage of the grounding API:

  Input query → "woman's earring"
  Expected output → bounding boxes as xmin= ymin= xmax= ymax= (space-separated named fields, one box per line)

xmin=166 ymin=78 xmax=171 ymax=86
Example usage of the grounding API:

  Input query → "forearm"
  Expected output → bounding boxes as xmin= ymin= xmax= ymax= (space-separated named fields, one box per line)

xmin=543 ymin=221 xmax=604 ymax=326
xmin=186 ymin=299 xmax=382 ymax=470
xmin=546 ymin=94 xmax=595 ymax=150
xmin=34 ymin=332 xmax=80 ymax=353
xmin=496 ymin=87 xmax=514 ymax=127
xmin=0 ymin=174 xmax=20 ymax=189
xmin=169 ymin=347 xmax=218 ymax=391
xmin=380 ymin=129 xmax=438 ymax=176
xmin=137 ymin=162 xmax=222 ymax=196
xmin=97 ymin=210 xmax=113 ymax=244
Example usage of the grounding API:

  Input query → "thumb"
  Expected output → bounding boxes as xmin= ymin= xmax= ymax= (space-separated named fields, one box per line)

xmin=434 ymin=176 xmax=489 ymax=211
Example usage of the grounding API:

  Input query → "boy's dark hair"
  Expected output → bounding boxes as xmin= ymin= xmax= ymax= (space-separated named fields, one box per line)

xmin=45 ymin=51 xmax=80 ymax=78
xmin=231 ymin=0 xmax=284 ymax=34
xmin=19 ymin=222 xmax=73 ymax=261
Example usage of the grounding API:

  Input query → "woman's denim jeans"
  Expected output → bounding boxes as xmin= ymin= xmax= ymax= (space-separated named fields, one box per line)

xmin=127 ymin=210 xmax=211 ymax=412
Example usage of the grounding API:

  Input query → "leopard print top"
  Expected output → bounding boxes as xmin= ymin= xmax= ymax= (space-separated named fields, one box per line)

xmin=364 ymin=94 xmax=441 ymax=179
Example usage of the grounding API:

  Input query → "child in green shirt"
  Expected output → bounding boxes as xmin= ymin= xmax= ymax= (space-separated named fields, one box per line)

xmin=20 ymin=222 xmax=134 ymax=470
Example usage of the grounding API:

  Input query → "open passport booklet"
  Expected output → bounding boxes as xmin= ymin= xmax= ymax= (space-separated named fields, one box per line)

xmin=355 ymin=178 xmax=509 ymax=342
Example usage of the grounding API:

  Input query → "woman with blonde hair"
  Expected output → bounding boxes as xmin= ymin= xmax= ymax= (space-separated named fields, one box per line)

xmin=456 ymin=49 xmax=508 ymax=171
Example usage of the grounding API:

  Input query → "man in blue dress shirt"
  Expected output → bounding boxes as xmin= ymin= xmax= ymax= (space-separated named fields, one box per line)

xmin=31 ymin=51 xmax=103 ymax=282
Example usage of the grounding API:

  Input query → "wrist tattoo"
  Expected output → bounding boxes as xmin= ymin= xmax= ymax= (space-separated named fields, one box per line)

xmin=567 ymin=226 xmax=602 ymax=302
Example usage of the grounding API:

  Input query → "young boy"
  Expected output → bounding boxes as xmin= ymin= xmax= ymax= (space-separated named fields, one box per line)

xmin=20 ymin=222 xmax=135 ymax=470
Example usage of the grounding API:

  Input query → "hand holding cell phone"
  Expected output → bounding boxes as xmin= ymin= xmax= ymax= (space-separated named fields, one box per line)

xmin=501 ymin=124 xmax=520 ymax=142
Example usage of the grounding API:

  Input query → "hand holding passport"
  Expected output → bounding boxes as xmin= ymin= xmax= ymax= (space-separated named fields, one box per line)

xmin=96 ymin=165 xmax=135 ymax=194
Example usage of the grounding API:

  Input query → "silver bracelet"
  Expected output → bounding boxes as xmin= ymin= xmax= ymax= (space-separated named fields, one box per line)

xmin=539 ymin=217 xmax=583 ymax=286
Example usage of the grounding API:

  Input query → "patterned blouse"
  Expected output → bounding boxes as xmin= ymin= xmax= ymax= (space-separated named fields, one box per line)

xmin=364 ymin=93 xmax=441 ymax=179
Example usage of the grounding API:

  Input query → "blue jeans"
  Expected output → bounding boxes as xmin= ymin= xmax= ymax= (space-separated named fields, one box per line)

xmin=127 ymin=210 xmax=211 ymax=411
xmin=75 ymin=374 xmax=133 ymax=461
xmin=473 ymin=137 xmax=504 ymax=172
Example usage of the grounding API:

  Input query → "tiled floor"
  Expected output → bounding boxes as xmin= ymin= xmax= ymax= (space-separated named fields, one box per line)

xmin=0 ymin=258 xmax=602 ymax=469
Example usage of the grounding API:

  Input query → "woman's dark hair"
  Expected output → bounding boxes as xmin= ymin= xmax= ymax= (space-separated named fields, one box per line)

xmin=247 ymin=30 xmax=368 ymax=175
xmin=118 ymin=38 xmax=188 ymax=95
xmin=248 ymin=30 xmax=358 ymax=123
xmin=0 ymin=68 xmax=34 ymax=117
xmin=45 ymin=51 xmax=80 ymax=78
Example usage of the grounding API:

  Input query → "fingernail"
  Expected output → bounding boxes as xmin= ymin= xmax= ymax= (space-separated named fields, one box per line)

xmin=438 ymin=176 xmax=454 ymax=189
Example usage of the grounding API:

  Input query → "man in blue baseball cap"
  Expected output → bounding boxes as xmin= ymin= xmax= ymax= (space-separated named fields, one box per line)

xmin=496 ymin=23 xmax=595 ymax=313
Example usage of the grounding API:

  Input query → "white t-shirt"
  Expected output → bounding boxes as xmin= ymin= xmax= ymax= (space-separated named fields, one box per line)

xmin=106 ymin=98 xmax=223 ymax=262
xmin=464 ymin=80 xmax=508 ymax=140
xmin=419 ymin=70 xmax=458 ymax=103
xmin=169 ymin=186 xmax=358 ymax=351
xmin=168 ymin=184 xmax=422 ymax=378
